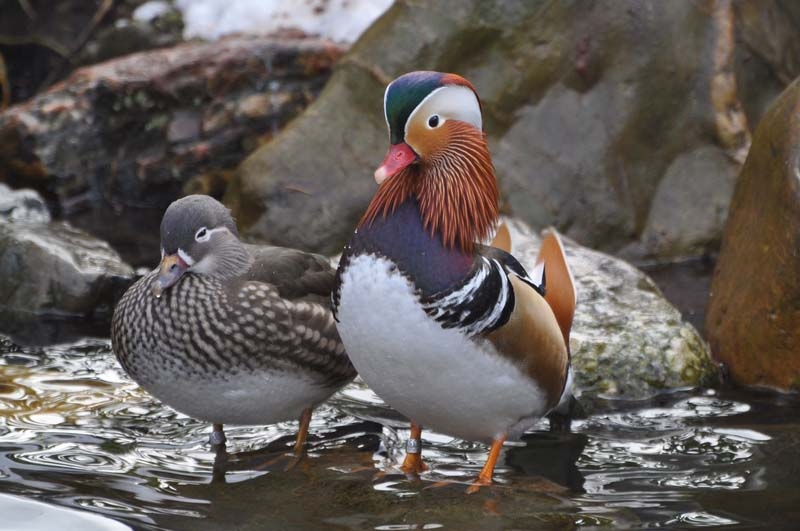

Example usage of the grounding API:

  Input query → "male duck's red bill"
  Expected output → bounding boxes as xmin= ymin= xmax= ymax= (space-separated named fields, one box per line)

xmin=374 ymin=142 xmax=418 ymax=184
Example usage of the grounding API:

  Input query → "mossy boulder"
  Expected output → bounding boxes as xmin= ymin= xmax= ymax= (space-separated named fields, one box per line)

xmin=504 ymin=218 xmax=717 ymax=403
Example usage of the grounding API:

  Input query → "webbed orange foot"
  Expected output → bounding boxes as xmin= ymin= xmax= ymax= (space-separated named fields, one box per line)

xmin=466 ymin=475 xmax=493 ymax=494
xmin=466 ymin=434 xmax=506 ymax=495
xmin=400 ymin=451 xmax=428 ymax=475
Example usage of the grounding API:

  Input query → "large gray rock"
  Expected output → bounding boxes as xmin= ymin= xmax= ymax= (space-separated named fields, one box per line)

xmin=504 ymin=218 xmax=717 ymax=403
xmin=624 ymin=147 xmax=740 ymax=259
xmin=0 ymin=210 xmax=133 ymax=318
xmin=229 ymin=0 xmax=797 ymax=258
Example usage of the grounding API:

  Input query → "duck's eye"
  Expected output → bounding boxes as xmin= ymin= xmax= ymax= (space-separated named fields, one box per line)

xmin=427 ymin=114 xmax=440 ymax=128
xmin=195 ymin=227 xmax=209 ymax=242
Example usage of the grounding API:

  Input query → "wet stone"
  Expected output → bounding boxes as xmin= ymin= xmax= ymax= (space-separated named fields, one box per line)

xmin=0 ymin=221 xmax=134 ymax=321
xmin=237 ymin=94 xmax=272 ymax=119
xmin=166 ymin=110 xmax=202 ymax=144
xmin=0 ymin=184 xmax=50 ymax=224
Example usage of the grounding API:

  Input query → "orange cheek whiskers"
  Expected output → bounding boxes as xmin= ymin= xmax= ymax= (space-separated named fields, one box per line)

xmin=361 ymin=123 xmax=498 ymax=253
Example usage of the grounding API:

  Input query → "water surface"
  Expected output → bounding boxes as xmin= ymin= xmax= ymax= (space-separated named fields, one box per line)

xmin=0 ymin=335 xmax=798 ymax=530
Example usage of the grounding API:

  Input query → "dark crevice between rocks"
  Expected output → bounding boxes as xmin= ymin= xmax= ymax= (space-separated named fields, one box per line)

xmin=0 ymin=308 xmax=115 ymax=346
xmin=639 ymin=256 xmax=716 ymax=338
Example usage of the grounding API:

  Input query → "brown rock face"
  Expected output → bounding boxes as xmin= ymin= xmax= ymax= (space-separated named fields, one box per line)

xmin=706 ymin=78 xmax=800 ymax=391
xmin=0 ymin=35 xmax=343 ymax=265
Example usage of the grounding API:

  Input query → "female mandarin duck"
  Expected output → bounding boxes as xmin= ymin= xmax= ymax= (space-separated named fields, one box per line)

xmin=333 ymin=71 xmax=576 ymax=492
xmin=112 ymin=195 xmax=356 ymax=459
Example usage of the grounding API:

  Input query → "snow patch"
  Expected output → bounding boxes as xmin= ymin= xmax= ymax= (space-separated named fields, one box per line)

xmin=174 ymin=0 xmax=394 ymax=43
xmin=133 ymin=1 xmax=172 ymax=22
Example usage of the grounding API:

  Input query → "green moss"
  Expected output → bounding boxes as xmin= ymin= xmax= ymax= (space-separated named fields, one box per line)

xmin=133 ymin=90 xmax=155 ymax=109
xmin=144 ymin=114 xmax=169 ymax=132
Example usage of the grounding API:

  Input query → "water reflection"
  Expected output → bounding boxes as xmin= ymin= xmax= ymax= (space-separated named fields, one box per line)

xmin=0 ymin=336 xmax=797 ymax=529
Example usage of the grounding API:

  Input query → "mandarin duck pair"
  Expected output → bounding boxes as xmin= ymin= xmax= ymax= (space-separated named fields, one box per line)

xmin=112 ymin=71 xmax=576 ymax=491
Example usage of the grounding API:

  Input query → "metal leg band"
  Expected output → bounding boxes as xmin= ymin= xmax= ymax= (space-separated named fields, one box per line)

xmin=406 ymin=438 xmax=421 ymax=454
xmin=209 ymin=428 xmax=226 ymax=446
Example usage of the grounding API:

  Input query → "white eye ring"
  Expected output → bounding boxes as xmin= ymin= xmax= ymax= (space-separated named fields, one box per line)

xmin=195 ymin=227 xmax=210 ymax=242
xmin=427 ymin=114 xmax=442 ymax=128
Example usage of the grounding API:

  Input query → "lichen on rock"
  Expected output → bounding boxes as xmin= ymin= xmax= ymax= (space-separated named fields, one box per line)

xmin=503 ymin=218 xmax=718 ymax=405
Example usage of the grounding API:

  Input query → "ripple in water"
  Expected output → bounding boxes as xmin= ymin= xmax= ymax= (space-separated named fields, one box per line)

xmin=0 ymin=337 xmax=792 ymax=529
xmin=15 ymin=442 xmax=134 ymax=474
xmin=665 ymin=511 xmax=739 ymax=527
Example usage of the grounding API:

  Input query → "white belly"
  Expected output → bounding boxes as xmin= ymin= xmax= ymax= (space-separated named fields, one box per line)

xmin=337 ymin=255 xmax=548 ymax=443
xmin=142 ymin=370 xmax=336 ymax=425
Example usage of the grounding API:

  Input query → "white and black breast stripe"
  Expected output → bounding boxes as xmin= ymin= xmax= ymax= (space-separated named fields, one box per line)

xmin=422 ymin=249 xmax=546 ymax=337
xmin=501 ymin=253 xmax=546 ymax=298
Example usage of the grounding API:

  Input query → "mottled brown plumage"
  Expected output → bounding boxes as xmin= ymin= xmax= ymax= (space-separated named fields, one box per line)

xmin=113 ymin=261 xmax=353 ymax=387
xmin=112 ymin=195 xmax=355 ymax=451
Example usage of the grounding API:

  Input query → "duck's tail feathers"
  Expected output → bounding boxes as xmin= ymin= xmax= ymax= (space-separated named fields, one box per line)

xmin=535 ymin=228 xmax=576 ymax=347
xmin=490 ymin=222 xmax=511 ymax=253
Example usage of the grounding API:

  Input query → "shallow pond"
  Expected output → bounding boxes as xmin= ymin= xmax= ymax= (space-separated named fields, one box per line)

xmin=0 ymin=334 xmax=798 ymax=530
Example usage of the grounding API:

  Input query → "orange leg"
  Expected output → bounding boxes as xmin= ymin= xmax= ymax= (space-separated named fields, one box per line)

xmin=292 ymin=407 xmax=313 ymax=457
xmin=400 ymin=422 xmax=428 ymax=475
xmin=282 ymin=408 xmax=313 ymax=472
xmin=466 ymin=434 xmax=506 ymax=494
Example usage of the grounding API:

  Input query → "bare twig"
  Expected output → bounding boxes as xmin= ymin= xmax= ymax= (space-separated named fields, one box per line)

xmin=17 ymin=0 xmax=37 ymax=20
xmin=0 ymin=51 xmax=9 ymax=110
xmin=711 ymin=0 xmax=752 ymax=165
xmin=39 ymin=0 xmax=117 ymax=90
xmin=0 ymin=34 xmax=70 ymax=57
xmin=72 ymin=0 xmax=116 ymax=58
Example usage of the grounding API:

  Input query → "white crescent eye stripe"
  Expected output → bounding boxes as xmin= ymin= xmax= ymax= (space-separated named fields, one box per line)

xmin=404 ymin=85 xmax=482 ymax=141
xmin=177 ymin=248 xmax=195 ymax=266
xmin=195 ymin=226 xmax=230 ymax=243
xmin=181 ymin=227 xmax=232 ymax=266
xmin=405 ymin=86 xmax=446 ymax=140
xmin=206 ymin=227 xmax=229 ymax=237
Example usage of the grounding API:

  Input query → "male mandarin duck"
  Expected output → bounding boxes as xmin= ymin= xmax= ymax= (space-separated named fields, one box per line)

xmin=112 ymin=195 xmax=356 ymax=459
xmin=333 ymin=71 xmax=576 ymax=492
